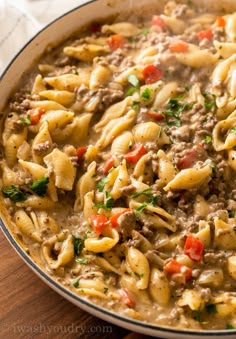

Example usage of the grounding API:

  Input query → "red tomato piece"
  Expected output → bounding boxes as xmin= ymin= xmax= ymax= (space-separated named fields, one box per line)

xmin=216 ymin=16 xmax=226 ymax=27
xmin=146 ymin=111 xmax=164 ymax=121
xmin=118 ymin=288 xmax=136 ymax=308
xmin=151 ymin=15 xmax=166 ymax=30
xmin=90 ymin=214 xmax=109 ymax=235
xmin=142 ymin=64 xmax=163 ymax=84
xmin=106 ymin=34 xmax=127 ymax=51
xmin=29 ymin=108 xmax=45 ymax=125
xmin=177 ymin=149 xmax=198 ymax=170
xmin=197 ymin=29 xmax=213 ymax=41
xmin=169 ymin=41 xmax=189 ymax=53
xmin=76 ymin=146 xmax=87 ymax=161
xmin=164 ymin=260 xmax=192 ymax=282
xmin=125 ymin=144 xmax=147 ymax=164
xmin=110 ymin=209 xmax=130 ymax=228
xmin=183 ymin=235 xmax=204 ymax=263
xmin=104 ymin=157 xmax=115 ymax=175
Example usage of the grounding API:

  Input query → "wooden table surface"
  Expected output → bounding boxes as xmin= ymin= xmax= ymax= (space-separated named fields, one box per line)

xmin=0 ymin=230 xmax=156 ymax=339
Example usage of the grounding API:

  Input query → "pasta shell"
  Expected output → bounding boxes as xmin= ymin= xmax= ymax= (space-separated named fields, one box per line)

xmin=164 ymin=166 xmax=212 ymax=191
xmin=44 ymin=148 xmax=76 ymax=191
xmin=149 ymin=268 xmax=170 ymax=305
xmin=111 ymin=131 xmax=134 ymax=155
xmin=133 ymin=122 xmax=170 ymax=145
xmin=64 ymin=44 xmax=108 ymax=61
xmin=14 ymin=210 xmax=42 ymax=243
xmin=102 ymin=22 xmax=140 ymax=37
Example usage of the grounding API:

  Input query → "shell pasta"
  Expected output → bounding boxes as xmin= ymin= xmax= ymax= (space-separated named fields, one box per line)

xmin=1 ymin=0 xmax=236 ymax=331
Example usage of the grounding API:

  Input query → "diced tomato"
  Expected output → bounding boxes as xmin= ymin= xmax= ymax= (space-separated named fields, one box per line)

xmin=28 ymin=108 xmax=45 ymax=125
xmin=164 ymin=260 xmax=192 ymax=282
xmin=110 ymin=209 xmax=130 ymax=228
xmin=104 ymin=157 xmax=114 ymax=175
xmin=90 ymin=23 xmax=101 ymax=33
xmin=76 ymin=146 xmax=87 ymax=161
xmin=118 ymin=288 xmax=136 ymax=308
xmin=169 ymin=41 xmax=189 ymax=53
xmin=177 ymin=149 xmax=198 ymax=170
xmin=197 ymin=29 xmax=213 ymax=41
xmin=216 ymin=16 xmax=226 ymax=27
xmin=125 ymin=144 xmax=147 ymax=164
xmin=183 ymin=235 xmax=204 ymax=263
xmin=151 ymin=15 xmax=166 ymax=30
xmin=142 ymin=64 xmax=163 ymax=84
xmin=106 ymin=34 xmax=127 ymax=51
xmin=89 ymin=214 xmax=109 ymax=235
xmin=146 ymin=111 xmax=164 ymax=121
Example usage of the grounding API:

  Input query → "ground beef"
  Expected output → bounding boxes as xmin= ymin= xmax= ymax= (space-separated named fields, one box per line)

xmin=117 ymin=210 xmax=137 ymax=240
xmin=33 ymin=141 xmax=52 ymax=155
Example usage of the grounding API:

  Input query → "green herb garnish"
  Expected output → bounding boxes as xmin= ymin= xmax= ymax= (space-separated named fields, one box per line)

xmin=228 ymin=210 xmax=235 ymax=218
xmin=75 ymin=258 xmax=89 ymax=264
xmin=29 ymin=176 xmax=49 ymax=197
xmin=162 ymin=96 xmax=193 ymax=127
xmin=126 ymin=74 xmax=140 ymax=96
xmin=205 ymin=304 xmax=217 ymax=314
xmin=95 ymin=197 xmax=114 ymax=211
xmin=204 ymin=135 xmax=212 ymax=144
xmin=134 ymin=272 xmax=144 ymax=278
xmin=192 ymin=309 xmax=202 ymax=322
xmin=226 ymin=323 xmax=235 ymax=329
xmin=96 ymin=177 xmax=109 ymax=192
xmin=141 ymin=88 xmax=152 ymax=102
xmin=203 ymin=92 xmax=216 ymax=110
xmin=142 ymin=28 xmax=150 ymax=36
xmin=73 ymin=280 xmax=79 ymax=288
xmin=136 ymin=202 xmax=148 ymax=212
xmin=230 ymin=127 xmax=236 ymax=134
xmin=73 ymin=233 xmax=88 ymax=256
xmin=2 ymin=185 xmax=27 ymax=202
xmin=130 ymin=188 xmax=160 ymax=206
xmin=131 ymin=101 xmax=140 ymax=108
xmin=104 ymin=287 xmax=109 ymax=293
xmin=21 ymin=115 xmax=31 ymax=125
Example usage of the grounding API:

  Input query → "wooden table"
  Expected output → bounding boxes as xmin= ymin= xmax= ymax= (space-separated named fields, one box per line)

xmin=0 ymin=230 xmax=155 ymax=339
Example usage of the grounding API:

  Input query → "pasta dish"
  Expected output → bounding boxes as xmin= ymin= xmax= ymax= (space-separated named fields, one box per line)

xmin=1 ymin=0 xmax=236 ymax=331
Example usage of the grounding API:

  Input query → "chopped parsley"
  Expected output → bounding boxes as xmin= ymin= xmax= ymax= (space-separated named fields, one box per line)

xmin=141 ymin=28 xmax=150 ymax=36
xmin=95 ymin=196 xmax=114 ymax=211
xmin=134 ymin=272 xmax=144 ymax=278
xmin=192 ymin=309 xmax=202 ymax=322
xmin=203 ymin=92 xmax=216 ymax=110
xmin=205 ymin=304 xmax=217 ymax=314
xmin=126 ymin=74 xmax=140 ymax=96
xmin=162 ymin=96 xmax=193 ymax=127
xmin=228 ymin=210 xmax=235 ymax=218
xmin=73 ymin=233 xmax=88 ymax=256
xmin=104 ymin=287 xmax=109 ymax=293
xmin=2 ymin=185 xmax=27 ymax=202
xmin=131 ymin=101 xmax=140 ymax=109
xmin=96 ymin=176 xmax=109 ymax=192
xmin=141 ymin=87 xmax=152 ymax=102
xmin=230 ymin=127 xmax=236 ymax=134
xmin=73 ymin=280 xmax=79 ymax=288
xmin=21 ymin=115 xmax=31 ymax=125
xmin=204 ymin=135 xmax=212 ymax=144
xmin=130 ymin=188 xmax=160 ymax=206
xmin=75 ymin=258 xmax=89 ymax=264
xmin=226 ymin=323 xmax=235 ymax=329
xmin=136 ymin=202 xmax=148 ymax=212
xmin=29 ymin=176 xmax=49 ymax=197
